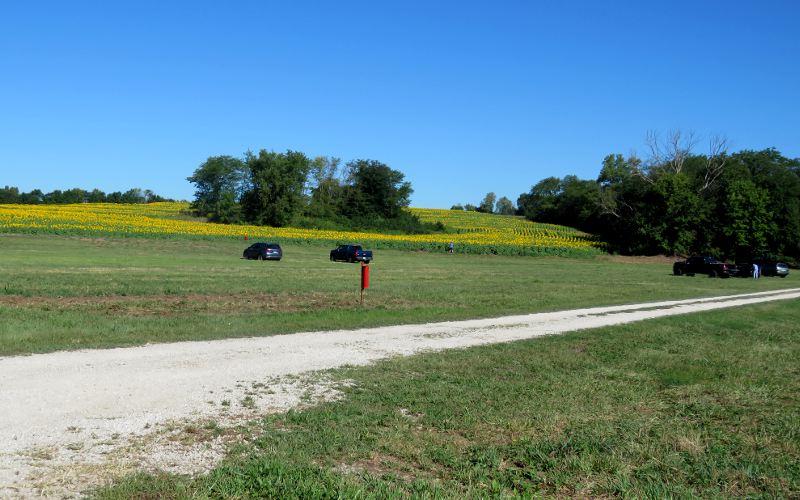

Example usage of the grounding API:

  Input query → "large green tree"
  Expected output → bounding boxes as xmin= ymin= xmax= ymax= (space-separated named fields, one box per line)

xmin=241 ymin=150 xmax=311 ymax=227
xmin=477 ymin=192 xmax=496 ymax=213
xmin=719 ymin=180 xmax=776 ymax=259
xmin=187 ymin=155 xmax=246 ymax=223
xmin=342 ymin=159 xmax=412 ymax=219
xmin=306 ymin=156 xmax=344 ymax=219
xmin=519 ymin=146 xmax=800 ymax=260
xmin=495 ymin=196 xmax=515 ymax=215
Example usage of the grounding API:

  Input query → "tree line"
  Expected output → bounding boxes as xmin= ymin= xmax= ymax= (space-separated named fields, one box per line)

xmin=0 ymin=186 xmax=170 ymax=204
xmin=450 ymin=192 xmax=517 ymax=215
xmin=515 ymin=133 xmax=800 ymax=260
xmin=187 ymin=150 xmax=437 ymax=233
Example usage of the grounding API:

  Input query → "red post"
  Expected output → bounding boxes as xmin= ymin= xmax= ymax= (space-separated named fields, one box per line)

xmin=244 ymin=233 xmax=248 ymax=241
xmin=360 ymin=262 xmax=370 ymax=304
xmin=361 ymin=262 xmax=370 ymax=289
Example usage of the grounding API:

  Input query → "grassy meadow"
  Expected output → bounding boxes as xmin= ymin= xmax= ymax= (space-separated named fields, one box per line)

xmin=95 ymin=301 xmax=800 ymax=498
xmin=0 ymin=233 xmax=796 ymax=357
xmin=1 ymin=205 xmax=798 ymax=497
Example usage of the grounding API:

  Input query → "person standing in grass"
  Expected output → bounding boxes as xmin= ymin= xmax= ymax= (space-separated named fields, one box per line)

xmin=448 ymin=242 xmax=454 ymax=254
xmin=753 ymin=262 xmax=760 ymax=279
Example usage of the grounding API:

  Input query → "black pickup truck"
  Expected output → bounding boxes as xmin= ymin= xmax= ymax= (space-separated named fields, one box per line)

xmin=330 ymin=245 xmax=373 ymax=264
xmin=673 ymin=256 xmax=738 ymax=278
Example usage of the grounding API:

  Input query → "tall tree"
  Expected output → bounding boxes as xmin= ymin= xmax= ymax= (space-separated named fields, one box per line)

xmin=0 ymin=186 xmax=19 ymax=203
xmin=517 ymin=177 xmax=561 ymax=222
xmin=187 ymin=155 xmax=246 ymax=223
xmin=720 ymin=179 xmax=775 ymax=258
xmin=241 ymin=150 xmax=311 ymax=227
xmin=477 ymin=192 xmax=496 ymax=213
xmin=342 ymin=159 xmax=412 ymax=219
xmin=649 ymin=173 xmax=701 ymax=255
xmin=307 ymin=156 xmax=343 ymax=218
xmin=495 ymin=196 xmax=515 ymax=215
xmin=86 ymin=189 xmax=106 ymax=203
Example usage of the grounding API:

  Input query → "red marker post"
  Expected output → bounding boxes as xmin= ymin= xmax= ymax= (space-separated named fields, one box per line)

xmin=360 ymin=262 xmax=370 ymax=304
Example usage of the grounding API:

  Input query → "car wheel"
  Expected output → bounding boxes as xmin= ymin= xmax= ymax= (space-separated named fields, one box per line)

xmin=257 ymin=254 xmax=264 ymax=261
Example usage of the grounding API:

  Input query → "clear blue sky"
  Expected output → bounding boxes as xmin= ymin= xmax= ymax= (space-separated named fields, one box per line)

xmin=1 ymin=1 xmax=798 ymax=208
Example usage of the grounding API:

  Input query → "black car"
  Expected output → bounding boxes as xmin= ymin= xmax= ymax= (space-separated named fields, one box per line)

xmin=673 ymin=256 xmax=737 ymax=278
xmin=329 ymin=245 xmax=373 ymax=264
xmin=737 ymin=260 xmax=789 ymax=278
xmin=243 ymin=242 xmax=282 ymax=261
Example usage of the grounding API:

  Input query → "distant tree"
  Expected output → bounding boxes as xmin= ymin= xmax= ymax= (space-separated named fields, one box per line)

xmin=61 ymin=188 xmax=87 ymax=204
xmin=86 ymin=189 xmax=106 ymax=203
xmin=342 ymin=159 xmax=412 ymax=219
xmin=43 ymin=190 xmax=64 ymax=203
xmin=495 ymin=196 xmax=515 ymax=215
xmin=121 ymin=188 xmax=145 ymax=204
xmin=0 ymin=186 xmax=20 ymax=203
xmin=648 ymin=173 xmax=701 ymax=255
xmin=719 ymin=179 xmax=776 ymax=258
xmin=187 ymin=155 xmax=247 ymax=223
xmin=517 ymin=177 xmax=561 ymax=222
xmin=729 ymin=149 xmax=800 ymax=257
xmin=18 ymin=189 xmax=43 ymax=204
xmin=241 ymin=150 xmax=311 ymax=227
xmin=306 ymin=156 xmax=343 ymax=219
xmin=477 ymin=192 xmax=496 ymax=213
xmin=464 ymin=203 xmax=478 ymax=211
xmin=450 ymin=204 xmax=464 ymax=210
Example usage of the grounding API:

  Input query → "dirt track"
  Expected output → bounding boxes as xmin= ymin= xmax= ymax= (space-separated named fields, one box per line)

xmin=2 ymin=288 xmax=799 ymax=497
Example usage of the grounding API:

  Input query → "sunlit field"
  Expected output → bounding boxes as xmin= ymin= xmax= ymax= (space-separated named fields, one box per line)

xmin=2 ymin=203 xmax=798 ymax=498
xmin=0 ymin=202 xmax=602 ymax=256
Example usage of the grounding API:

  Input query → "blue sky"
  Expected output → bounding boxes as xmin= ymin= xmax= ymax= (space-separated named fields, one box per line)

xmin=1 ymin=1 xmax=798 ymax=208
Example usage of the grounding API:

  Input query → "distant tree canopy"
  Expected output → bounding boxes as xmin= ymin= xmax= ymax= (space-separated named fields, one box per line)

xmin=517 ymin=139 xmax=800 ymax=260
xmin=452 ymin=192 xmax=516 ymax=216
xmin=342 ymin=159 xmax=413 ymax=220
xmin=241 ymin=150 xmax=310 ymax=227
xmin=0 ymin=186 xmax=169 ymax=204
xmin=187 ymin=150 xmax=431 ymax=233
xmin=186 ymin=156 xmax=246 ymax=224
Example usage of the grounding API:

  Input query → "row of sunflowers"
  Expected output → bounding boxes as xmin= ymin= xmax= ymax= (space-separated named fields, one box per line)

xmin=0 ymin=202 xmax=604 ymax=257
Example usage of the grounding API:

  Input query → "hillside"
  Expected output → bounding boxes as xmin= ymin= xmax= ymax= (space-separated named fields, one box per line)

xmin=0 ymin=202 xmax=603 ymax=257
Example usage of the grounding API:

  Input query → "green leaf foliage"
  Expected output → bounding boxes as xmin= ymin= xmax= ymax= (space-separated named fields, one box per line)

xmin=519 ymin=148 xmax=800 ymax=261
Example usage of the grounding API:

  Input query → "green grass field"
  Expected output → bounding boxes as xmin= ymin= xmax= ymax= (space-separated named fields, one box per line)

xmin=94 ymin=301 xmax=800 ymax=498
xmin=2 ymin=233 xmax=798 ymax=497
xmin=0 ymin=233 xmax=796 ymax=356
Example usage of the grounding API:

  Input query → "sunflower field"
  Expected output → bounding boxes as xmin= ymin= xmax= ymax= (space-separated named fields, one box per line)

xmin=0 ymin=202 xmax=604 ymax=256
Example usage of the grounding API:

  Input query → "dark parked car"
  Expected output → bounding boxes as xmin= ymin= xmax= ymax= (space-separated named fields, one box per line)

xmin=673 ymin=256 xmax=737 ymax=278
xmin=330 ymin=244 xmax=372 ymax=264
xmin=737 ymin=260 xmax=789 ymax=278
xmin=243 ymin=242 xmax=282 ymax=261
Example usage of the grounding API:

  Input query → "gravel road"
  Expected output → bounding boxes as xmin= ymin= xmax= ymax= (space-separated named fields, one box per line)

xmin=2 ymin=288 xmax=798 ymax=497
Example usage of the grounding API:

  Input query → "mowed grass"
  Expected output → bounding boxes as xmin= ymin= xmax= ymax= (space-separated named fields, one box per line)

xmin=0 ymin=233 xmax=796 ymax=356
xmin=95 ymin=300 xmax=800 ymax=498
